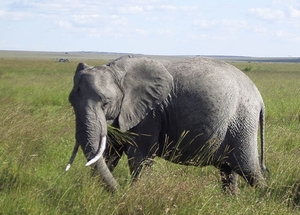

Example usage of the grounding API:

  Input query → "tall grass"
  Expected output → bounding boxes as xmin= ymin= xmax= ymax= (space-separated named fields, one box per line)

xmin=0 ymin=58 xmax=299 ymax=214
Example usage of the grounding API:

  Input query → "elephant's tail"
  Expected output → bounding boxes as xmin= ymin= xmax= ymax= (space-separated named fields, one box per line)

xmin=259 ymin=107 xmax=269 ymax=176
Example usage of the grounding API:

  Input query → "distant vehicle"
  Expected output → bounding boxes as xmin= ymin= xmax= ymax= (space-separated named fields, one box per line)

xmin=58 ymin=58 xmax=69 ymax=62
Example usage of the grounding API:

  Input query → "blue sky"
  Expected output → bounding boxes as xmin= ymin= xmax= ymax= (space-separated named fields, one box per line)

xmin=0 ymin=0 xmax=299 ymax=57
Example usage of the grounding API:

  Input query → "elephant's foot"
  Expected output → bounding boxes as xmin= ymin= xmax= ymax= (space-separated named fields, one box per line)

xmin=220 ymin=163 xmax=238 ymax=195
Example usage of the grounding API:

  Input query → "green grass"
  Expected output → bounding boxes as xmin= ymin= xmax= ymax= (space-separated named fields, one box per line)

xmin=0 ymin=58 xmax=300 ymax=214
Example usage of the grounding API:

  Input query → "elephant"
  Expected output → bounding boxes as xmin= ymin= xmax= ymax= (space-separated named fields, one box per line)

xmin=65 ymin=55 xmax=268 ymax=194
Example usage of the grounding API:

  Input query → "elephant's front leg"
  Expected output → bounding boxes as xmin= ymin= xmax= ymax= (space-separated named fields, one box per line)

xmin=126 ymin=144 xmax=158 ymax=181
xmin=220 ymin=163 xmax=238 ymax=195
xmin=125 ymin=110 xmax=162 ymax=182
xmin=104 ymin=143 xmax=124 ymax=172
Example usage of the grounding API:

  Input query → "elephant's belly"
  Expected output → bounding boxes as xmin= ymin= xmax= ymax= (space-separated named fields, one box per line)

xmin=159 ymin=132 xmax=224 ymax=167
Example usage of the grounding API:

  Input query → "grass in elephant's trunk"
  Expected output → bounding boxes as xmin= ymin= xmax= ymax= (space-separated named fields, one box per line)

xmin=107 ymin=125 xmax=137 ymax=155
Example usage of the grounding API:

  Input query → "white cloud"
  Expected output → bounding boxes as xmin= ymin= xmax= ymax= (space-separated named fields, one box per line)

xmin=56 ymin=20 xmax=73 ymax=29
xmin=221 ymin=20 xmax=247 ymax=28
xmin=116 ymin=4 xmax=189 ymax=14
xmin=158 ymin=5 xmax=177 ymax=11
xmin=72 ymin=14 xmax=101 ymax=25
xmin=134 ymin=28 xmax=148 ymax=35
xmin=186 ymin=32 xmax=227 ymax=42
xmin=124 ymin=28 xmax=174 ymax=37
xmin=186 ymin=33 xmax=207 ymax=41
xmin=1 ymin=1 xmax=113 ymax=20
xmin=193 ymin=20 xmax=218 ymax=28
xmin=180 ymin=6 xmax=198 ymax=12
xmin=272 ymin=0 xmax=299 ymax=5
xmin=193 ymin=19 xmax=247 ymax=31
xmin=289 ymin=6 xmax=300 ymax=18
xmin=251 ymin=25 xmax=267 ymax=35
xmin=117 ymin=6 xmax=144 ymax=14
xmin=277 ymin=30 xmax=300 ymax=41
xmin=72 ymin=14 xmax=128 ymax=27
xmin=0 ymin=9 xmax=34 ymax=20
xmin=249 ymin=8 xmax=285 ymax=20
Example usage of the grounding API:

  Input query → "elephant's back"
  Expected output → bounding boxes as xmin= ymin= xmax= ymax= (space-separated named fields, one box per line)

xmin=167 ymin=57 xmax=243 ymax=107
xmin=167 ymin=57 xmax=262 ymax=104
xmin=166 ymin=57 xmax=244 ymax=80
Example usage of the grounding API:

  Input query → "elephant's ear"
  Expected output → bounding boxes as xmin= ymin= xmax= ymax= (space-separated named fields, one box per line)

xmin=118 ymin=58 xmax=173 ymax=131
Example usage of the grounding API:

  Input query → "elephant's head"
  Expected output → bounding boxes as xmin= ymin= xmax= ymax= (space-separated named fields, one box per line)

xmin=65 ymin=56 xmax=173 ymax=190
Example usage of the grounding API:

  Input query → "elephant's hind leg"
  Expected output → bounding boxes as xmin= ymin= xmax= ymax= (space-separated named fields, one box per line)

xmin=220 ymin=163 xmax=238 ymax=195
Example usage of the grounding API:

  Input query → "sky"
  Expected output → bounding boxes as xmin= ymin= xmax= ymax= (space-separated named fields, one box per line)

xmin=0 ymin=0 xmax=300 ymax=57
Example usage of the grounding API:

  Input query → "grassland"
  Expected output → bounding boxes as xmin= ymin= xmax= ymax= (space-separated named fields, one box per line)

xmin=0 ymin=54 xmax=300 ymax=214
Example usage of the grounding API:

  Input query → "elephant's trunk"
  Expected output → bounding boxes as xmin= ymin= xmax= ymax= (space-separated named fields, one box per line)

xmin=87 ymin=135 xmax=119 ymax=192
xmin=94 ymin=155 xmax=119 ymax=192
xmin=67 ymin=109 xmax=119 ymax=191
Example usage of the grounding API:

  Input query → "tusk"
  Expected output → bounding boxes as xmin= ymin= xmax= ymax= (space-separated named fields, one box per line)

xmin=85 ymin=136 xmax=107 ymax=167
xmin=65 ymin=141 xmax=80 ymax=171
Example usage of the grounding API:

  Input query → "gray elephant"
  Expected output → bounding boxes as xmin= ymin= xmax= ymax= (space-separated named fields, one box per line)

xmin=66 ymin=55 xmax=268 ymax=194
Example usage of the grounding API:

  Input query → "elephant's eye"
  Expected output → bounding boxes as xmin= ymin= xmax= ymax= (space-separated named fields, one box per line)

xmin=102 ymin=102 xmax=109 ymax=109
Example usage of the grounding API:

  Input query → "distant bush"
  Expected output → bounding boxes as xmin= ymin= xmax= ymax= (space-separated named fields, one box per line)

xmin=242 ymin=66 xmax=253 ymax=72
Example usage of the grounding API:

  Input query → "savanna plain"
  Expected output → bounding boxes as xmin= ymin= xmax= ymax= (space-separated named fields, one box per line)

xmin=0 ymin=52 xmax=300 ymax=214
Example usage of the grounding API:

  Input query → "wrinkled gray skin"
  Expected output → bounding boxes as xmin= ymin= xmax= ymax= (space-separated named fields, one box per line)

xmin=68 ymin=55 xmax=268 ymax=194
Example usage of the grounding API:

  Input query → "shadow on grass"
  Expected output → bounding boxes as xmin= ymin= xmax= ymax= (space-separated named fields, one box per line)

xmin=290 ymin=180 xmax=300 ymax=209
xmin=265 ymin=178 xmax=300 ymax=211
xmin=0 ymin=166 xmax=20 ymax=192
